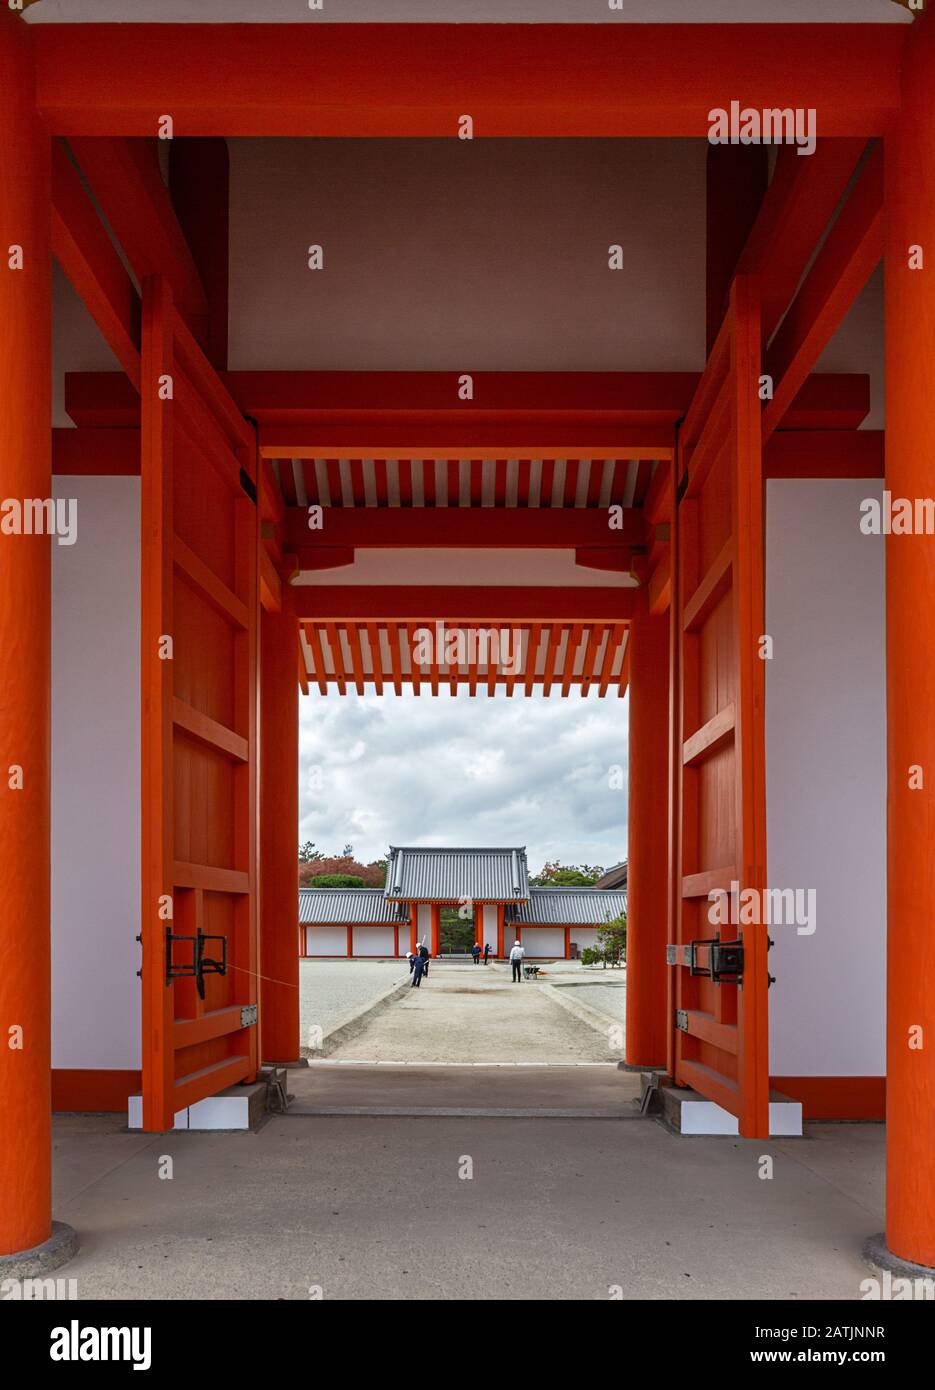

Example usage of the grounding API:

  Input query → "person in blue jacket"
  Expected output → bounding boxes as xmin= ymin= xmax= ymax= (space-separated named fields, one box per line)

xmin=411 ymin=951 xmax=426 ymax=987
xmin=471 ymin=942 xmax=481 ymax=964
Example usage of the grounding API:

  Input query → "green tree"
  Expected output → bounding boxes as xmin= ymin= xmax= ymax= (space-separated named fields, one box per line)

xmin=597 ymin=912 xmax=627 ymax=967
xmin=529 ymin=860 xmax=605 ymax=886
xmin=308 ymin=873 xmax=364 ymax=888
xmin=298 ymin=841 xmax=323 ymax=864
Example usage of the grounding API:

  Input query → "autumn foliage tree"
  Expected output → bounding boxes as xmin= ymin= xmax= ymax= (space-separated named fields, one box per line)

xmin=297 ymin=847 xmax=387 ymax=888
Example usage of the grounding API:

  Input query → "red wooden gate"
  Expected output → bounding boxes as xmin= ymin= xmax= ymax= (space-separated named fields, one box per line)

xmin=140 ymin=275 xmax=260 ymax=1131
xmin=667 ymin=275 xmax=770 ymax=1137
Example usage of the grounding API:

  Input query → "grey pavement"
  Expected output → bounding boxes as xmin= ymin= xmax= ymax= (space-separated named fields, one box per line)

xmin=49 ymin=1110 xmax=885 ymax=1301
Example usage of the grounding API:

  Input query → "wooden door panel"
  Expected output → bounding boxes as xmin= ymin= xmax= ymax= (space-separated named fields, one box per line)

xmin=668 ymin=275 xmax=770 ymax=1138
xmin=141 ymin=275 xmax=259 ymax=1131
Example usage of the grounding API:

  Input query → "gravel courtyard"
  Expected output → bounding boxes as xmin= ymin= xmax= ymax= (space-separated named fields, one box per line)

xmin=299 ymin=958 xmax=408 ymax=1045
xmin=324 ymin=958 xmax=619 ymax=1062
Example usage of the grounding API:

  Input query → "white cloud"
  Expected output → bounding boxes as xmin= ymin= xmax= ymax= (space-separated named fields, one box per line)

xmin=297 ymin=687 xmax=629 ymax=873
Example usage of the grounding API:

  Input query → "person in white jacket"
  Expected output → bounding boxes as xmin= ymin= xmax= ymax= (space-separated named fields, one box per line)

xmin=509 ymin=940 xmax=525 ymax=983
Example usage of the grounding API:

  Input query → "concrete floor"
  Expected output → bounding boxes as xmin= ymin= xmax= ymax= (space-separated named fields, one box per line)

xmin=328 ymin=959 xmax=617 ymax=1062
xmin=291 ymin=1062 xmax=641 ymax=1115
xmin=50 ymin=1110 xmax=885 ymax=1300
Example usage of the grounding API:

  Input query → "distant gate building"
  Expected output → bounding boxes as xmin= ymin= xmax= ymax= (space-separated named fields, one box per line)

xmin=299 ymin=846 xmax=627 ymax=960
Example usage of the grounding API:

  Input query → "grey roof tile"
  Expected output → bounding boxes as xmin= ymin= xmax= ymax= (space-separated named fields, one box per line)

xmin=385 ymin=846 xmax=529 ymax=901
xmin=299 ymin=888 xmax=408 ymax=925
xmin=509 ymin=887 xmax=627 ymax=926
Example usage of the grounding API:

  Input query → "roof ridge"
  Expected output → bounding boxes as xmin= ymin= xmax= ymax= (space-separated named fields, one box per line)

xmin=388 ymin=845 xmax=527 ymax=853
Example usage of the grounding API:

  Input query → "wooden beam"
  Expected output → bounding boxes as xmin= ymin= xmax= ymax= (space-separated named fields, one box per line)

xmin=34 ymin=25 xmax=903 ymax=137
xmin=51 ymin=141 xmax=141 ymax=387
xmin=291 ymin=547 xmax=355 ymax=572
xmin=737 ymin=139 xmax=867 ymax=341
xmin=764 ymin=430 xmax=884 ymax=479
xmin=763 ymin=144 xmax=884 ymax=438
xmin=682 ymin=704 xmax=736 ymax=766
xmin=366 ymin=624 xmax=384 ymax=697
xmin=52 ymin=426 xmax=139 ymax=475
xmin=169 ymin=138 xmax=229 ymax=370
xmin=292 ymin=586 xmax=637 ymax=624
xmin=53 ymin=431 xmax=882 ymax=508
xmin=171 ymin=308 xmax=252 ymax=454
xmin=574 ymin=549 xmax=635 ymax=574
xmin=223 ymin=369 xmax=701 ymax=418
xmin=541 ymin=625 xmax=564 ymax=697
xmin=284 ymin=507 xmax=646 ymax=550
xmin=139 ymin=274 xmax=174 ymax=1132
xmin=68 ymin=137 xmax=208 ymax=327
xmin=258 ymin=544 xmax=283 ymax=615
xmin=260 ymin=423 xmax=672 ymax=460
xmin=301 ymin=622 xmax=328 ymax=697
xmin=706 ymin=145 xmax=768 ymax=353
xmin=647 ymin=554 xmax=672 ymax=616
xmin=172 ymin=697 xmax=248 ymax=764
xmin=173 ymin=536 xmax=249 ymax=631
xmin=63 ymin=369 xmax=873 ymax=436
xmin=561 ymin=625 xmax=584 ymax=698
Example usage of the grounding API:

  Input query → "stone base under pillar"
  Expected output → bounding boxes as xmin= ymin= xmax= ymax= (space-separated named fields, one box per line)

xmin=863 ymin=1233 xmax=935 ymax=1286
xmin=0 ymin=1221 xmax=79 ymax=1279
xmin=642 ymin=1073 xmax=803 ymax=1135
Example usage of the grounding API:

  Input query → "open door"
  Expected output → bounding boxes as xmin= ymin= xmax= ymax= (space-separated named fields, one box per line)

xmin=667 ymin=275 xmax=770 ymax=1138
xmin=140 ymin=276 xmax=260 ymax=1131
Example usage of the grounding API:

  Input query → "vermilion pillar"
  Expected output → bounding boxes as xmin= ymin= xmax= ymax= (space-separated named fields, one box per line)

xmin=260 ymin=591 xmax=301 ymax=1063
xmin=0 ymin=14 xmax=52 ymax=1257
xmin=883 ymin=11 xmax=935 ymax=1271
xmin=625 ymin=600 xmax=670 ymax=1069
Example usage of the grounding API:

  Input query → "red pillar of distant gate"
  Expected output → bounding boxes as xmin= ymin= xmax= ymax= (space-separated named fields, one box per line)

xmin=625 ymin=600 xmax=670 ymax=1069
xmin=0 ymin=14 xmax=52 ymax=1257
xmin=260 ymin=589 xmax=301 ymax=1063
xmin=883 ymin=10 xmax=935 ymax=1270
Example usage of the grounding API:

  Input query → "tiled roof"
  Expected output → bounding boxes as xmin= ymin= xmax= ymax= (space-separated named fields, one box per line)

xmin=385 ymin=846 xmax=529 ymax=901
xmin=594 ymin=859 xmax=627 ymax=890
xmin=299 ymin=888 xmax=408 ymax=925
xmin=509 ymin=887 xmax=627 ymax=926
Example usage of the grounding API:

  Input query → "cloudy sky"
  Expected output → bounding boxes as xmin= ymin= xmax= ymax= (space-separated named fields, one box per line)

xmin=298 ymin=689 xmax=629 ymax=876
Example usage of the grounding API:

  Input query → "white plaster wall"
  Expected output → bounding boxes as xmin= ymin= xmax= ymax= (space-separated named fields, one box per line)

xmin=765 ymin=478 xmax=885 ymax=1077
xmin=416 ymin=903 xmax=432 ymax=947
xmin=353 ymin=925 xmax=396 ymax=956
xmin=52 ymin=477 xmax=141 ymax=1070
xmin=306 ymin=926 xmax=348 ymax=956
xmin=570 ymin=928 xmax=600 ymax=953
xmin=521 ymin=927 xmax=565 ymax=958
xmin=482 ymin=904 xmax=498 ymax=947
